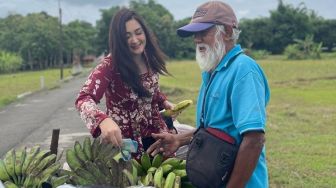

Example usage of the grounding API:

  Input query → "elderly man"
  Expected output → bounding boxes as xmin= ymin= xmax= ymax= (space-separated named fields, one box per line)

xmin=147 ymin=1 xmax=270 ymax=188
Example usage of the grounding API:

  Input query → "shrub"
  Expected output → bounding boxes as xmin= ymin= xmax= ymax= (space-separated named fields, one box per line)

xmin=0 ymin=51 xmax=23 ymax=73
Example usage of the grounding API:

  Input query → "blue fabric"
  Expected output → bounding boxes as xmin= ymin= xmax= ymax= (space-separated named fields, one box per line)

xmin=196 ymin=44 xmax=270 ymax=188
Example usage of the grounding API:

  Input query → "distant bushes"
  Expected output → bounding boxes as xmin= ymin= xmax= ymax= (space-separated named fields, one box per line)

xmin=0 ymin=51 xmax=23 ymax=73
xmin=284 ymin=35 xmax=322 ymax=60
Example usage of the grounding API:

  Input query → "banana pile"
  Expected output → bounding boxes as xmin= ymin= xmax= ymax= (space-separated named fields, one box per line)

xmin=0 ymin=146 xmax=64 ymax=188
xmin=65 ymin=136 xmax=133 ymax=188
xmin=124 ymin=153 xmax=194 ymax=188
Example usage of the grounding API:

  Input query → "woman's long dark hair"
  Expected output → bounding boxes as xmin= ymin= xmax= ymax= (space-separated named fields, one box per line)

xmin=109 ymin=8 xmax=169 ymax=97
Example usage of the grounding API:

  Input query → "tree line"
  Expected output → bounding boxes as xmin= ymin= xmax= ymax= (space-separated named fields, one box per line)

xmin=0 ymin=0 xmax=335 ymax=73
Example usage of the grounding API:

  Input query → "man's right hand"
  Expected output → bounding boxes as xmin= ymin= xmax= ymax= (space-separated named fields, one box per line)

xmin=99 ymin=118 xmax=123 ymax=147
xmin=146 ymin=133 xmax=180 ymax=157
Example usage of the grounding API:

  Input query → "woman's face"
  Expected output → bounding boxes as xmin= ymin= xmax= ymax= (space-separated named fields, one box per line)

xmin=125 ymin=19 xmax=146 ymax=56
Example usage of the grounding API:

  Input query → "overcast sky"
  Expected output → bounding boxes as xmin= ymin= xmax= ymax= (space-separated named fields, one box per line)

xmin=0 ymin=0 xmax=335 ymax=25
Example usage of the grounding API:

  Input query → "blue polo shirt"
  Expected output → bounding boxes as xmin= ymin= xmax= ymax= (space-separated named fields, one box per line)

xmin=196 ymin=44 xmax=270 ymax=188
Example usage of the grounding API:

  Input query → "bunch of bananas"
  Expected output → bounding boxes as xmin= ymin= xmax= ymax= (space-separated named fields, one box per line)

xmin=0 ymin=146 xmax=65 ymax=188
xmin=65 ymin=136 xmax=133 ymax=188
xmin=124 ymin=153 xmax=194 ymax=188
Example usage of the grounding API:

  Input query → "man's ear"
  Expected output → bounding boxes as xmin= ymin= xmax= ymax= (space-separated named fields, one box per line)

xmin=223 ymin=25 xmax=233 ymax=41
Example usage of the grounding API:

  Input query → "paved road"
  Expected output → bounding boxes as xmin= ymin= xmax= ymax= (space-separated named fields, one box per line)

xmin=0 ymin=74 xmax=93 ymax=158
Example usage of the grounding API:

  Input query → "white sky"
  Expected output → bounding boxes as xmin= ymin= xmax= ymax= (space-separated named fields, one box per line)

xmin=0 ymin=0 xmax=335 ymax=25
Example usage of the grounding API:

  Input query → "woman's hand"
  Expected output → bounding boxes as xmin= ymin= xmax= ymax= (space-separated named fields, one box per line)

xmin=162 ymin=100 xmax=181 ymax=120
xmin=99 ymin=118 xmax=123 ymax=147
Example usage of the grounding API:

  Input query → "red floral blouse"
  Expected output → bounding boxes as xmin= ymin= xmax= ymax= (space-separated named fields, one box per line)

xmin=75 ymin=55 xmax=169 ymax=159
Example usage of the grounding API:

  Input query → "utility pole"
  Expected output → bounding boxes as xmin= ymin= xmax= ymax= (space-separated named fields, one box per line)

xmin=58 ymin=0 xmax=64 ymax=80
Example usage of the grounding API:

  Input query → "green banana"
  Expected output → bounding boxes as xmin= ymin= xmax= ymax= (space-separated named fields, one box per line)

xmin=74 ymin=167 xmax=97 ymax=185
xmin=173 ymin=175 xmax=181 ymax=188
xmin=132 ymin=159 xmax=145 ymax=176
xmin=71 ymin=174 xmax=93 ymax=186
xmin=50 ymin=175 xmax=69 ymax=187
xmin=161 ymin=100 xmax=193 ymax=117
xmin=94 ymin=158 xmax=112 ymax=179
xmin=21 ymin=146 xmax=40 ymax=175
xmin=152 ymin=153 xmax=163 ymax=168
xmin=91 ymin=138 xmax=101 ymax=160
xmin=83 ymin=137 xmax=93 ymax=161
xmin=3 ymin=149 xmax=17 ymax=184
xmin=0 ymin=159 xmax=10 ymax=181
xmin=161 ymin=164 xmax=173 ymax=175
xmin=177 ymin=160 xmax=186 ymax=169
xmin=31 ymin=154 xmax=57 ymax=176
xmin=140 ymin=153 xmax=151 ymax=171
xmin=3 ymin=181 xmax=19 ymax=188
xmin=122 ymin=169 xmax=136 ymax=185
xmin=154 ymin=166 xmax=163 ymax=188
xmin=22 ymin=175 xmax=34 ymax=188
xmin=36 ymin=162 xmax=61 ymax=186
xmin=141 ymin=171 xmax=153 ymax=186
xmin=25 ymin=149 xmax=49 ymax=175
xmin=172 ymin=169 xmax=187 ymax=178
xmin=74 ymin=141 xmax=88 ymax=163
xmin=65 ymin=149 xmax=82 ymax=171
xmin=84 ymin=161 xmax=106 ymax=184
xmin=147 ymin=166 xmax=157 ymax=173
xmin=164 ymin=172 xmax=176 ymax=188
xmin=161 ymin=158 xmax=182 ymax=168
xmin=14 ymin=147 xmax=26 ymax=183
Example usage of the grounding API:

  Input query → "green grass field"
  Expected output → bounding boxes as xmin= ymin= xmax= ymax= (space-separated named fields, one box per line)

xmin=161 ymin=56 xmax=336 ymax=187
xmin=0 ymin=68 xmax=72 ymax=108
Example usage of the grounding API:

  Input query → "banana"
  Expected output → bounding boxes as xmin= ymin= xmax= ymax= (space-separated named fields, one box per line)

xmin=147 ymin=166 xmax=157 ymax=173
xmin=83 ymin=137 xmax=93 ymax=161
xmin=140 ymin=153 xmax=151 ymax=171
xmin=71 ymin=174 xmax=93 ymax=186
xmin=94 ymin=158 xmax=112 ymax=179
xmin=50 ymin=175 xmax=69 ymax=187
xmin=3 ymin=149 xmax=17 ymax=184
xmin=154 ymin=166 xmax=163 ymax=188
xmin=122 ymin=169 xmax=136 ymax=185
xmin=161 ymin=158 xmax=182 ymax=168
xmin=21 ymin=146 xmax=40 ymax=175
xmin=66 ymin=149 xmax=82 ymax=171
xmin=84 ymin=161 xmax=106 ymax=184
xmin=177 ymin=160 xmax=186 ymax=169
xmin=164 ymin=172 xmax=176 ymax=188
xmin=0 ymin=159 xmax=10 ymax=181
xmin=14 ymin=147 xmax=26 ymax=184
xmin=36 ymin=162 xmax=61 ymax=186
xmin=31 ymin=154 xmax=57 ymax=176
xmin=74 ymin=141 xmax=88 ymax=162
xmin=25 ymin=149 xmax=49 ymax=175
xmin=22 ymin=175 xmax=34 ymax=188
xmin=142 ymin=171 xmax=153 ymax=186
xmin=161 ymin=164 xmax=173 ymax=175
xmin=74 ymin=167 xmax=97 ymax=185
xmin=3 ymin=181 xmax=19 ymax=188
xmin=152 ymin=153 xmax=163 ymax=168
xmin=91 ymin=138 xmax=100 ymax=160
xmin=173 ymin=175 xmax=181 ymax=188
xmin=132 ymin=159 xmax=145 ymax=176
xmin=172 ymin=169 xmax=187 ymax=178
xmin=161 ymin=100 xmax=193 ymax=117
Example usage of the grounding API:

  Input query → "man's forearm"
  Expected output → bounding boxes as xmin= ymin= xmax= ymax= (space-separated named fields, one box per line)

xmin=226 ymin=132 xmax=265 ymax=188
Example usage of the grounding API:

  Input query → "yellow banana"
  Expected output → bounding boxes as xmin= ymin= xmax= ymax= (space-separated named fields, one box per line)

xmin=164 ymin=172 xmax=176 ymax=188
xmin=151 ymin=153 xmax=163 ymax=168
xmin=161 ymin=100 xmax=193 ymax=117
xmin=83 ymin=137 xmax=93 ymax=161
xmin=0 ymin=159 xmax=10 ymax=181
xmin=74 ymin=141 xmax=88 ymax=163
xmin=161 ymin=158 xmax=182 ymax=168
xmin=173 ymin=175 xmax=181 ymax=188
xmin=140 ymin=153 xmax=151 ymax=171
xmin=66 ymin=148 xmax=82 ymax=171
xmin=154 ymin=166 xmax=163 ymax=188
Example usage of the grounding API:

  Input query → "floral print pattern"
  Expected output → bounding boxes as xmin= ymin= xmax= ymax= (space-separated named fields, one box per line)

xmin=75 ymin=55 xmax=168 ymax=159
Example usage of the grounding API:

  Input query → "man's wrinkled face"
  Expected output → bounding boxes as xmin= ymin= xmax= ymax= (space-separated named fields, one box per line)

xmin=194 ymin=26 xmax=226 ymax=72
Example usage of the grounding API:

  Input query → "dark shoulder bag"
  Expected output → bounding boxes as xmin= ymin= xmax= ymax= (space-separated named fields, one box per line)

xmin=186 ymin=53 xmax=241 ymax=188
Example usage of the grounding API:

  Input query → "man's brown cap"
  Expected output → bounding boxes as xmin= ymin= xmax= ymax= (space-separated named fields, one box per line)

xmin=177 ymin=1 xmax=238 ymax=37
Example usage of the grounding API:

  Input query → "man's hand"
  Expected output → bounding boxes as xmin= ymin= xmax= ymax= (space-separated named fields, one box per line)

xmin=99 ymin=118 xmax=123 ymax=147
xmin=146 ymin=132 xmax=180 ymax=157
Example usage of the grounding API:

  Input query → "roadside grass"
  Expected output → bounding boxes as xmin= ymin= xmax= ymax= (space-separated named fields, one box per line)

xmin=161 ymin=56 xmax=336 ymax=187
xmin=0 ymin=68 xmax=72 ymax=108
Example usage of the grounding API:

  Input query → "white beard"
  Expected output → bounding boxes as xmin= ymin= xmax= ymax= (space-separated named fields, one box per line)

xmin=196 ymin=39 xmax=226 ymax=72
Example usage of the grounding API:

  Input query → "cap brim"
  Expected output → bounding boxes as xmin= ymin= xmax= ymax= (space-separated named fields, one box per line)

xmin=177 ymin=23 xmax=214 ymax=37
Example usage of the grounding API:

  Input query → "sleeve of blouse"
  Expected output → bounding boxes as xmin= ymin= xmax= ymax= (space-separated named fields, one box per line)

xmin=75 ymin=57 xmax=113 ymax=137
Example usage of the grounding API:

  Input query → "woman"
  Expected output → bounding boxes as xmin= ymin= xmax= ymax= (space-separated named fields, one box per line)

xmin=75 ymin=8 xmax=174 ymax=159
